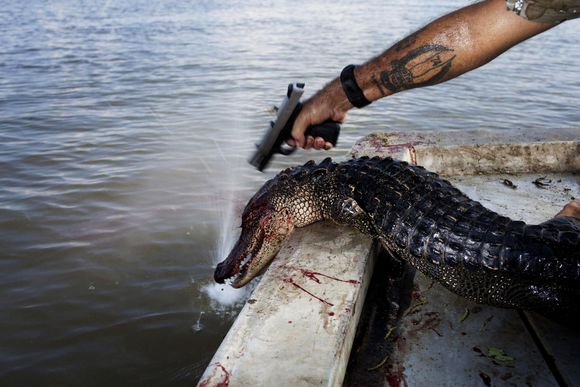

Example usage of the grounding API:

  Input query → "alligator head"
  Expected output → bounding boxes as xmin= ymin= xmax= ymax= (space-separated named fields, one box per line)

xmin=214 ymin=162 xmax=330 ymax=287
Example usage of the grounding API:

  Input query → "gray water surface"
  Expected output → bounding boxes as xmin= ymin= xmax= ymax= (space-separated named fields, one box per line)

xmin=1 ymin=1 xmax=579 ymax=385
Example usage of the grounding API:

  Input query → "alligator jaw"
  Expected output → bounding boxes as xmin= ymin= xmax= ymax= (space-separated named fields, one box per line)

xmin=214 ymin=207 xmax=294 ymax=288
xmin=214 ymin=234 xmax=263 ymax=286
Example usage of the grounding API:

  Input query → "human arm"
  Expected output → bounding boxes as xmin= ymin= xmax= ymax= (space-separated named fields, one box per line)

xmin=291 ymin=0 xmax=556 ymax=149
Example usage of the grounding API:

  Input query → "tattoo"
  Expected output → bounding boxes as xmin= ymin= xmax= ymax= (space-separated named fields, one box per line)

xmin=378 ymin=44 xmax=456 ymax=93
xmin=371 ymin=73 xmax=386 ymax=97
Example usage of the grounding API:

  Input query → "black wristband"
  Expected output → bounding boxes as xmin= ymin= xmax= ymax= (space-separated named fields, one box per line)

xmin=340 ymin=64 xmax=371 ymax=108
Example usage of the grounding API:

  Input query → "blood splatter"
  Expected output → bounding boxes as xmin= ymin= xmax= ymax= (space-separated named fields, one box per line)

xmin=385 ymin=140 xmax=425 ymax=153
xmin=300 ymin=269 xmax=360 ymax=285
xmin=198 ymin=362 xmax=230 ymax=387
xmin=283 ymin=277 xmax=334 ymax=306
xmin=386 ymin=366 xmax=409 ymax=387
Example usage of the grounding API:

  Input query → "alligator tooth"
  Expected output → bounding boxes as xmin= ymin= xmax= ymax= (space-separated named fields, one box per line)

xmin=240 ymin=254 xmax=252 ymax=269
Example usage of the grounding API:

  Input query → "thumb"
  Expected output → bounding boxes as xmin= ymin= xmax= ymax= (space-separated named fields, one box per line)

xmin=332 ymin=109 xmax=347 ymax=124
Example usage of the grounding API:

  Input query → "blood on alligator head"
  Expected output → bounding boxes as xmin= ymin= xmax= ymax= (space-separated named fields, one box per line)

xmin=214 ymin=161 xmax=329 ymax=288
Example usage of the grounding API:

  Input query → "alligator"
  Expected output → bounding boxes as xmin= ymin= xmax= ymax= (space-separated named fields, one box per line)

xmin=214 ymin=157 xmax=580 ymax=319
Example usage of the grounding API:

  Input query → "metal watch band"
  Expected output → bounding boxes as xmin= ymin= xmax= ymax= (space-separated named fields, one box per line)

xmin=340 ymin=64 xmax=371 ymax=108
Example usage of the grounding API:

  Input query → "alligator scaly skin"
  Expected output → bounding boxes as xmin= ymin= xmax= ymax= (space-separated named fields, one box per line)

xmin=291 ymin=157 xmax=580 ymax=315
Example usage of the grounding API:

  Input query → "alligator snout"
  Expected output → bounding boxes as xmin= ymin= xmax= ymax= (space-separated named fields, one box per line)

xmin=214 ymin=261 xmax=228 ymax=284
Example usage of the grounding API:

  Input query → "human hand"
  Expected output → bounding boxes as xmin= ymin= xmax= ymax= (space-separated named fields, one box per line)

xmin=556 ymin=199 xmax=580 ymax=220
xmin=289 ymin=79 xmax=352 ymax=150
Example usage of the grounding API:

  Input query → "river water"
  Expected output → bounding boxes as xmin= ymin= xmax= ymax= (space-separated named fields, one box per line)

xmin=1 ymin=0 xmax=578 ymax=385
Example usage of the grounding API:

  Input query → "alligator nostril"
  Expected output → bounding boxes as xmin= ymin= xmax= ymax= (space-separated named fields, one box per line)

xmin=214 ymin=272 xmax=225 ymax=284
xmin=214 ymin=262 xmax=226 ymax=283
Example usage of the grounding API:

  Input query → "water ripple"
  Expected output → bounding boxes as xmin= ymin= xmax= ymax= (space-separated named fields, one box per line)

xmin=1 ymin=0 xmax=579 ymax=385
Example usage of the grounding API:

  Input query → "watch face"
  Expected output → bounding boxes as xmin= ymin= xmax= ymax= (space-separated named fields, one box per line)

xmin=506 ymin=0 xmax=580 ymax=23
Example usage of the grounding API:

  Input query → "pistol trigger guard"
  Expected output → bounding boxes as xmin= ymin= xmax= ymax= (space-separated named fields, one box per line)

xmin=278 ymin=143 xmax=296 ymax=156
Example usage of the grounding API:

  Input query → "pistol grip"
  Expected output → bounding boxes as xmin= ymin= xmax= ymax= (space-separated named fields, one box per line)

xmin=304 ymin=121 xmax=340 ymax=146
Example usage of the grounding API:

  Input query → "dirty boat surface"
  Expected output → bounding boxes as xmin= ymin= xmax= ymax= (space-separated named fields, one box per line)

xmin=198 ymin=128 xmax=579 ymax=386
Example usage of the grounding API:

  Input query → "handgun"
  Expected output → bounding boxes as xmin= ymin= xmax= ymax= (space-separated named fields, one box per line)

xmin=249 ymin=83 xmax=340 ymax=171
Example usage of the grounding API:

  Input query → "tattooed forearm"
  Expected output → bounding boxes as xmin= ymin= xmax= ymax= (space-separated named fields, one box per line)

xmin=393 ymin=32 xmax=418 ymax=53
xmin=375 ymin=44 xmax=456 ymax=95
xmin=371 ymin=73 xmax=386 ymax=97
